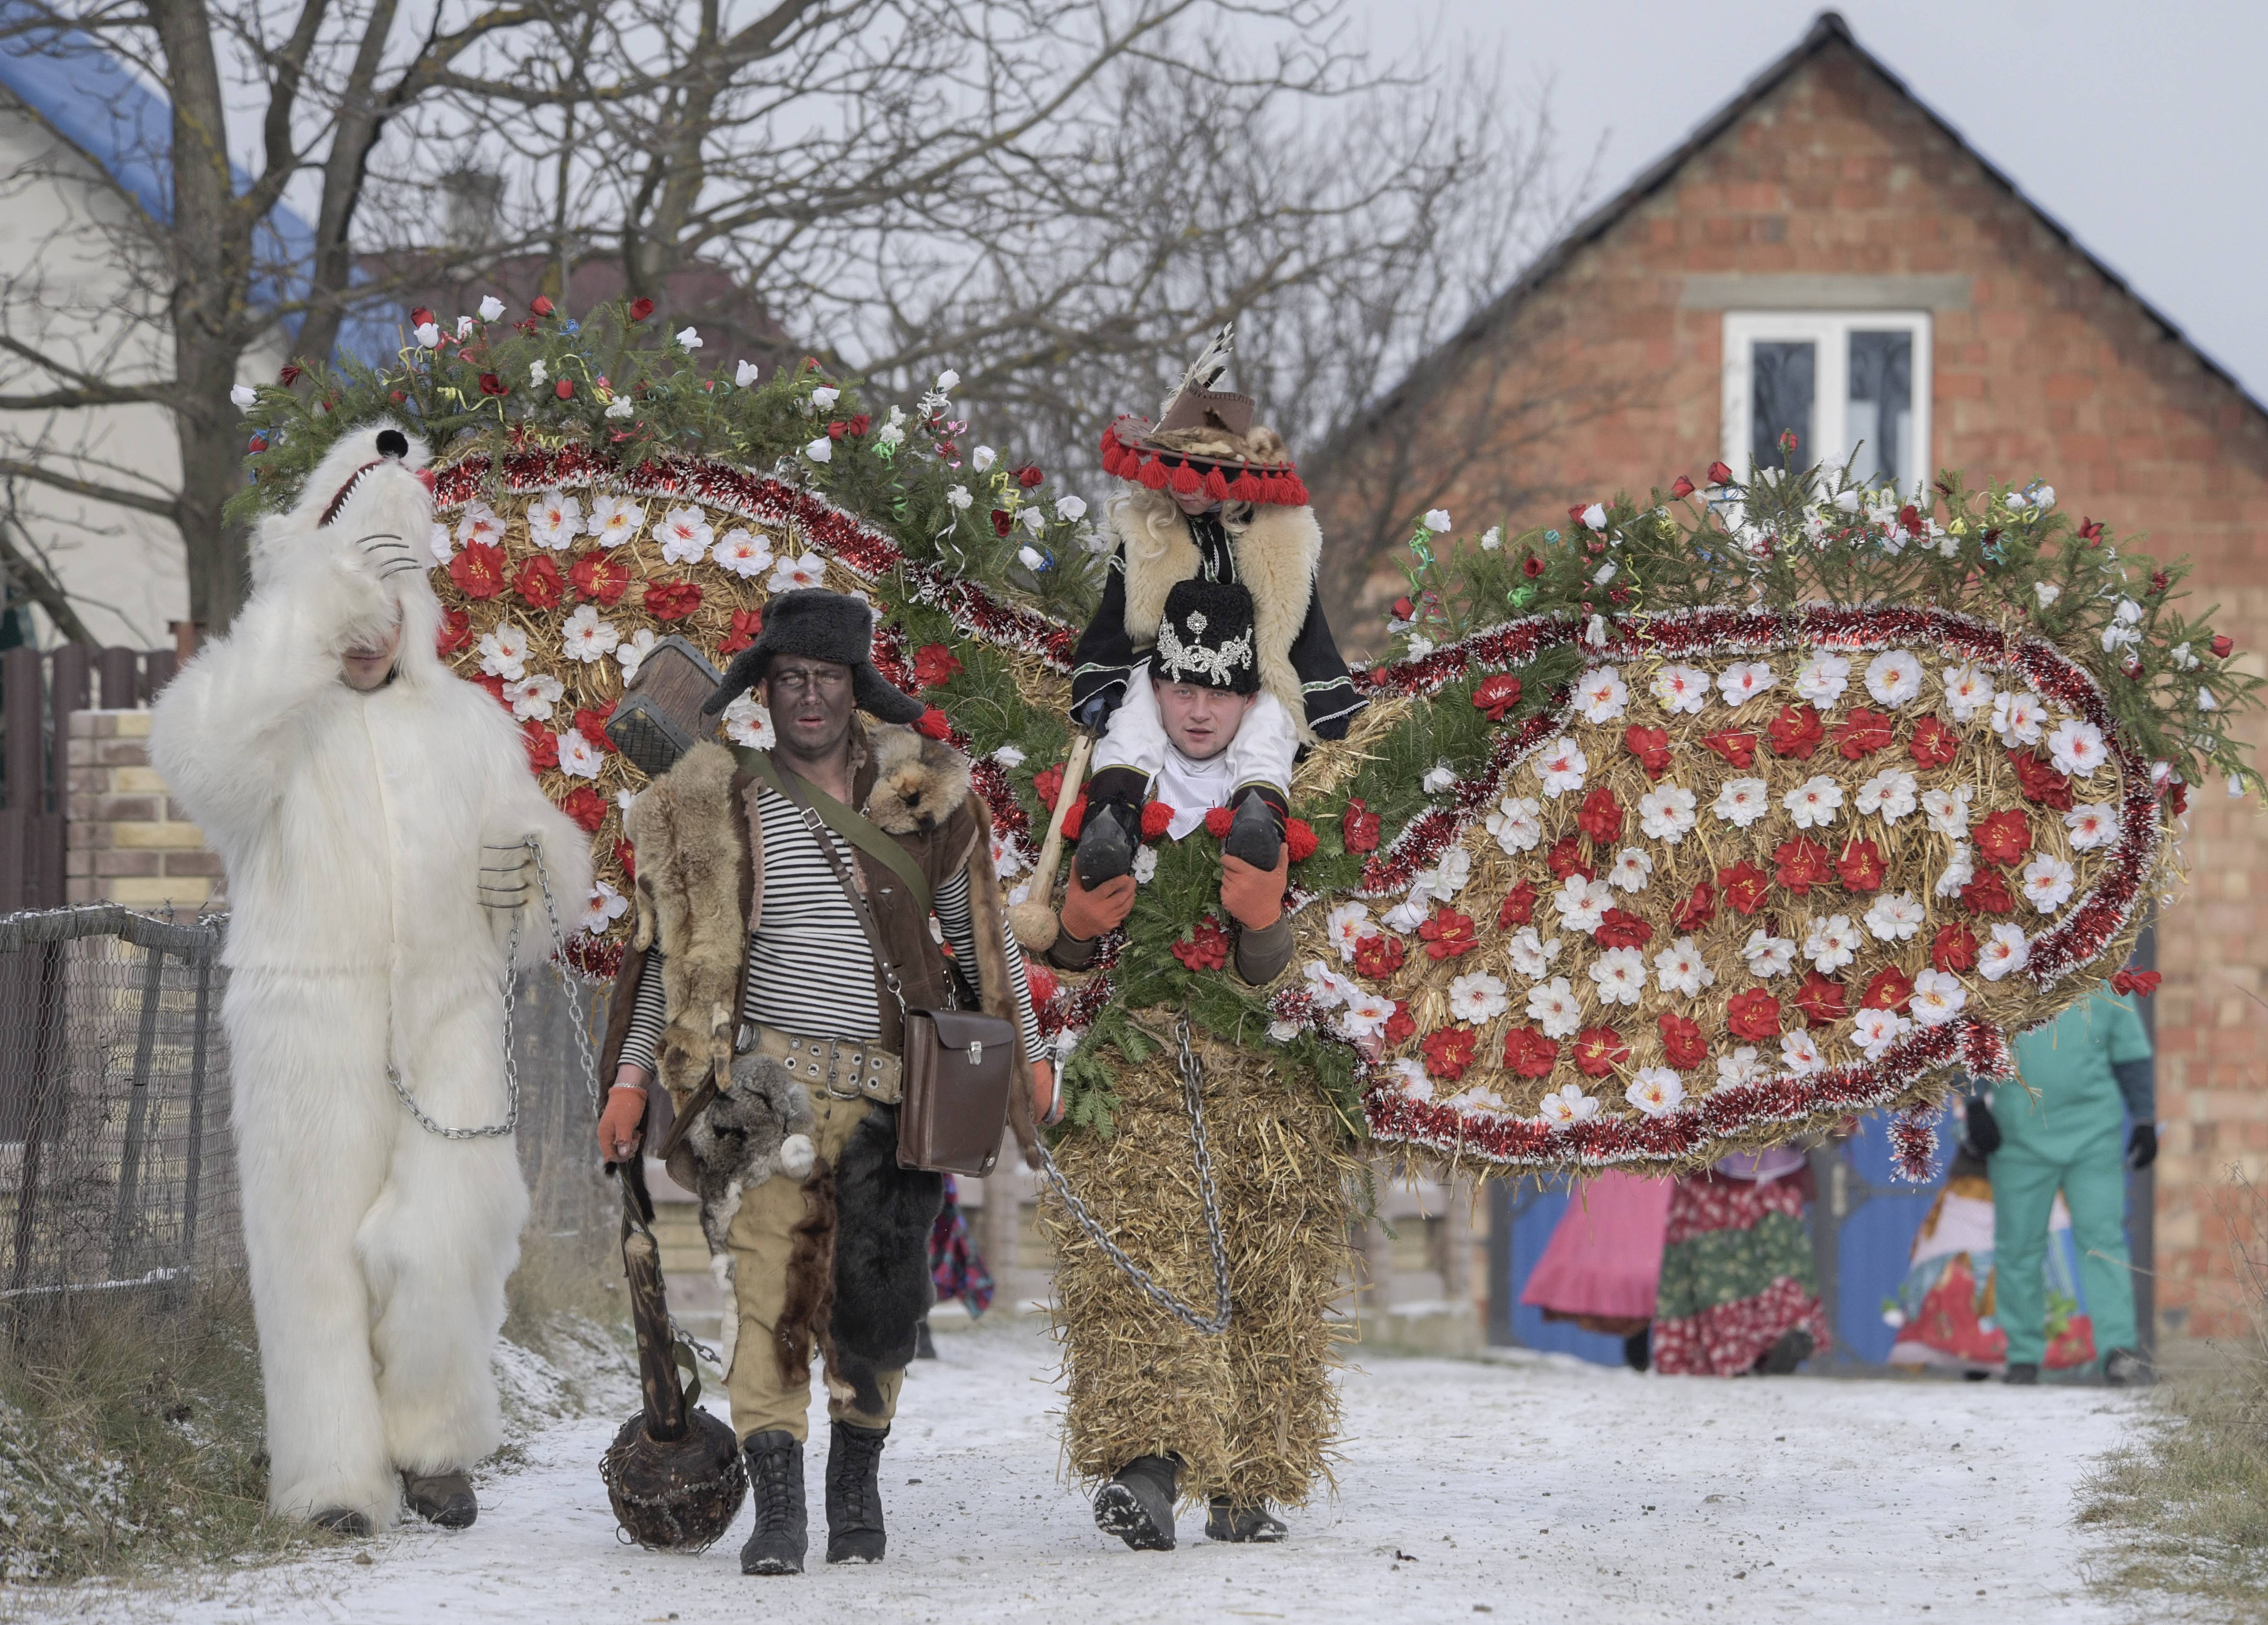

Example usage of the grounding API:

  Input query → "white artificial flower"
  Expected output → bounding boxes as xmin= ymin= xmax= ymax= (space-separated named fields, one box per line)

xmin=1741 ymin=930 xmax=1797 ymax=979
xmin=230 ymin=384 xmax=258 ymax=410
xmin=1447 ymin=973 xmax=1510 ymax=1024
xmin=1650 ymin=664 xmax=1710 ymax=715
xmin=475 ymin=295 xmax=505 ymax=322
xmin=1921 ymin=785 xmax=1973 ymax=839
xmin=971 ymin=445 xmax=996 ymax=471
xmin=1575 ymin=666 xmax=1630 ymax=724
xmin=1380 ymin=897 xmax=1429 ymax=933
xmin=616 ymin=628 xmax=659 ymax=683
xmin=1385 ymin=1056 xmax=1430 ymax=1096
xmin=1056 ymin=495 xmax=1088 ymax=522
xmin=1419 ymin=847 xmax=1472 ymax=901
xmin=1939 ymin=664 xmax=1997 ymax=722
xmin=605 ymin=397 xmax=636 ymax=420
xmin=617 ymin=788 xmax=638 ymax=815
xmin=988 ymin=828 xmax=1026 ymax=881
xmin=559 ymin=605 xmax=621 ymax=664
xmin=1638 ymin=784 xmax=1697 ymax=843
xmin=675 ymin=326 xmax=701 ymax=350
xmin=1131 ymin=846 xmax=1159 ymax=884
xmin=581 ymin=879 xmax=630 ymax=934
xmin=2200 ymin=687 xmax=2220 ymax=712
xmin=1020 ymin=505 xmax=1047 ymax=536
xmin=1336 ymin=991 xmax=1396 ymax=1042
xmin=711 ymin=528 xmax=774 ymax=578
xmin=1860 ymin=890 xmax=1925 ymax=943
xmin=1589 ymin=948 xmax=1648 ymax=1007
xmin=1716 ymin=1046 xmax=1770 ymax=1087
xmin=931 ymin=369 xmax=959 ymax=392
xmin=1527 ymin=977 xmax=1584 ymax=1040
xmin=1850 ymin=1007 xmax=1912 ymax=1060
xmin=1653 ymin=937 xmax=1715 ymax=997
xmin=557 ymin=728 xmax=604 ymax=780
xmin=1864 ymin=650 xmax=1923 ymax=707
xmin=2064 ymin=803 xmax=2118 ymax=851
xmin=413 ymin=321 xmax=441 ymax=348
xmin=1607 ymin=847 xmax=1653 ymax=893
xmin=1268 ymin=1018 xmax=1305 ymax=1046
xmin=2035 ymin=581 xmax=2061 ymax=608
xmin=1717 ymin=661 xmax=1775 ymax=705
xmin=1405 ymin=634 xmax=1436 ymax=660
xmin=945 ymin=485 xmax=973 ymax=512
xmin=735 ymin=360 xmax=762 ymax=387
xmin=587 ymin=494 xmax=644 ymax=547
xmin=527 ymin=360 xmax=548 ymax=388
xmin=1537 ymin=1083 xmax=1601 ymax=1126
xmin=525 ymin=490 xmax=581 ymax=551
xmin=658 ymin=505 xmax=714 ymax=565
xmin=810 ymin=386 xmax=841 ymax=411
xmin=455 ymin=500 xmax=506 ymax=548
xmin=1977 ymin=923 xmax=2031 ymax=982
xmin=2044 ymin=717 xmax=2106 ymax=776
xmin=1992 ymin=688 xmax=2046 ymax=747
xmin=477 ymin=622 xmax=530 ymax=680
xmin=1909 ymin=969 xmax=1969 ymax=1026
xmin=1479 ymin=526 xmax=1503 ymax=551
xmin=2021 ymin=852 xmax=2076 ymax=914
xmin=1506 ymin=927 xmax=1561 ymax=980
xmin=804 ymin=436 xmax=834 ymax=464
xmin=1779 ymin=1029 xmax=1825 ymax=1076
xmin=1714 ymin=777 xmax=1771 ymax=829
xmin=1579 ymin=503 xmax=1608 ymax=532
xmin=2171 ymin=640 xmax=2200 ymax=670
xmin=2033 ymin=484 xmax=2055 ymax=508
xmin=1421 ymin=761 xmax=1458 ymax=794
xmin=1804 ymin=914 xmax=1861 ymax=974
xmin=1017 ymin=546 xmax=1046 ymax=571
xmin=428 ymin=522 xmax=455 ymax=565
xmin=1782 ymin=775 xmax=1846 ymax=830
xmin=768 ymin=553 xmax=828 ymax=593
xmin=991 ymin=744 xmax=1026 ymax=768
xmin=1534 ymin=738 xmax=1589 ymax=798
xmin=1625 ymin=1068 xmax=1685 ymax=1118
xmin=1326 ymin=901 xmax=1378 ymax=963
xmin=1424 ymin=508 xmax=1453 ymax=532
xmin=1935 ymin=842 xmax=1976 ymax=899
xmin=1487 ymin=795 xmax=1543 ymax=854
xmin=503 ymin=673 xmax=564 ymax=722
xmin=1552 ymin=874 xmax=1613 ymax=935
xmin=1302 ymin=960 xmax=1356 ymax=1009
xmin=1793 ymin=653 xmax=1851 ymax=707
xmin=2101 ymin=597 xmax=2144 ymax=654
xmin=1855 ymin=768 xmax=1919 ymax=823
xmin=721 ymin=694 xmax=775 ymax=749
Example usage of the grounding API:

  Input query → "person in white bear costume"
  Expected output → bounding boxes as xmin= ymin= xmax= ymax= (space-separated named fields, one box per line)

xmin=151 ymin=424 xmax=591 ymax=1535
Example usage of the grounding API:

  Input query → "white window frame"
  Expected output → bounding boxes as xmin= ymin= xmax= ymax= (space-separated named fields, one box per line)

xmin=1720 ymin=310 xmax=1932 ymax=491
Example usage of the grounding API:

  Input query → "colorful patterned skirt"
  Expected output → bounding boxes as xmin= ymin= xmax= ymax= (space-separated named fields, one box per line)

xmin=1651 ymin=1169 xmax=1831 ymax=1376
xmin=928 ymin=1174 xmax=995 ymax=1317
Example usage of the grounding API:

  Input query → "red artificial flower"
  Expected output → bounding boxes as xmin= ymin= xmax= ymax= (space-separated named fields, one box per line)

xmin=1896 ymin=503 xmax=1922 ymax=536
xmin=513 ymin=552 xmax=564 ymax=609
xmin=1772 ymin=836 xmax=1833 ymax=895
xmin=1497 ymin=878 xmax=1538 ymax=930
xmin=1204 ymin=806 xmax=1234 ymax=838
xmin=1140 ymin=801 xmax=1175 ymax=841
xmin=449 ymin=540 xmax=506 ymax=600
xmin=1961 ymin=871 xmax=2015 ymax=915
xmin=1421 ymin=1027 xmax=1479 ymax=1084
xmin=1835 ymin=837 xmax=1886 ymax=892
xmin=2110 ymin=969 xmax=2163 ymax=998
xmin=1573 ymin=1026 xmax=1629 ymax=1079
xmin=478 ymin=372 xmax=508 ymax=397
xmin=2150 ymin=569 xmax=2170 ymax=596
xmin=1034 ymin=765 xmax=1065 ymax=810
xmin=560 ymin=787 xmax=608 ymax=833
xmin=1016 ymin=464 xmax=1044 ymax=489
xmin=279 ymin=363 xmax=302 ymax=386
xmin=514 ymin=318 xmax=539 ymax=336
xmin=567 ymin=551 xmax=630 ymax=607
xmin=1576 ymin=786 xmax=1624 ymax=846
xmin=1024 ymin=959 xmax=1060 ymax=1007
xmin=1285 ymin=818 xmax=1319 ymax=862
xmin=2168 ymin=781 xmax=2188 ymax=816
xmin=1707 ymin=461 xmax=1735 ymax=486
xmin=990 ymin=509 xmax=1013 ymax=537
xmin=644 ymin=579 xmax=703 ymax=621
xmin=1702 ymin=728 xmax=1758 ymax=769
xmin=1393 ymin=597 xmax=1414 ymax=621
xmin=915 ymin=706 xmax=954 ymax=741
xmin=1974 ymin=808 xmax=2033 ymax=867
xmin=2076 ymin=517 xmax=2103 ymax=541
xmin=846 ymin=414 xmax=871 ymax=438
xmin=1419 ymin=905 xmax=1478 ymax=960
xmin=522 ymin=721 xmax=560 ymax=773
xmin=628 ymin=296 xmax=655 ymax=322
xmin=574 ymin=703 xmax=616 ymax=747
xmin=1766 ymin=703 xmax=1825 ymax=760
xmin=1546 ymin=835 xmax=1594 ymax=882
xmin=1862 ymin=966 xmax=1914 ymax=1011
xmin=1383 ymin=1000 xmax=1417 ymax=1045
xmin=1908 ymin=715 xmax=1960 ymax=769
xmin=1673 ymin=880 xmax=1716 ymax=934
xmin=1658 ymin=1011 xmax=1708 ymax=1070
xmin=613 ymin=837 xmax=636 ymax=883
xmin=1521 ymin=554 xmax=1544 ymax=578
xmin=1794 ymin=972 xmax=1848 ymax=1026
xmin=1623 ymin=724 xmax=1672 ymax=778
xmin=1931 ymin=922 xmax=1978 ymax=974
xmin=1472 ymin=672 xmax=1523 ymax=721
xmin=474 ymin=673 xmax=507 ymax=706
xmin=827 ymin=420 xmax=849 ymax=442
xmin=2010 ymin=750 xmax=2074 ymax=810
xmin=409 ymin=307 xmax=434 ymax=329
xmin=1726 ymin=988 xmax=1782 ymax=1041
xmin=1171 ymin=917 xmax=1231 ymax=971
xmin=531 ymin=295 xmax=554 ymax=317
xmin=1835 ymin=708 xmax=1893 ymax=761
xmin=1341 ymin=797 xmax=1381 ymax=853
xmin=718 ymin=606 xmax=764 ymax=654
xmin=1502 ymin=1026 xmax=1560 ymax=1080
xmin=436 ymin=607 xmax=474 ymax=657
xmin=1717 ymin=860 xmax=1771 ymax=915
xmin=2212 ymin=633 xmax=2234 ymax=659
xmin=554 ymin=379 xmax=573 ymax=400
xmin=1593 ymin=908 xmax=1653 ymax=950
xmin=912 ymin=642 xmax=964 ymax=689
xmin=1670 ymin=474 xmax=1696 ymax=499
xmin=1354 ymin=932 xmax=1405 ymax=979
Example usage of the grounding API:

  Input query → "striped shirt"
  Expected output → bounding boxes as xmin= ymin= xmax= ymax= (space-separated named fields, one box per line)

xmin=618 ymin=781 xmax=1041 ymax=1075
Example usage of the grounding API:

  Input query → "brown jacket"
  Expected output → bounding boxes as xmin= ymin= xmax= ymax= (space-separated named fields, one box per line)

xmin=600 ymin=723 xmax=1038 ymax=1156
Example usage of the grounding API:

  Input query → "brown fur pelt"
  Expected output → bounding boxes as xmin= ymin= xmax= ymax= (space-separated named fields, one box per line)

xmin=774 ymin=1157 xmax=838 ymax=1388
xmin=624 ymin=741 xmax=746 ymax=1112
xmin=1044 ymin=1028 xmax=1361 ymax=1507
xmin=1142 ymin=422 xmax=1291 ymax=467
xmin=863 ymin=724 xmax=973 ymax=835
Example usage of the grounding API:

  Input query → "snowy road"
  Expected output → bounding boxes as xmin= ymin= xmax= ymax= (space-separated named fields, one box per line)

xmin=44 ymin=1317 xmax=2139 ymax=1624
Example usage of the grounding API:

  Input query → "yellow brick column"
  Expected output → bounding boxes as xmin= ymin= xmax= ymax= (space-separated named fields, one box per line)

xmin=65 ymin=710 xmax=220 ymax=914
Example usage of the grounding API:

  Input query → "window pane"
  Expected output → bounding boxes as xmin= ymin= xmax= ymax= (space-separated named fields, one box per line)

xmin=1847 ymin=331 xmax=1913 ymax=487
xmin=1751 ymin=341 xmax=1815 ymax=472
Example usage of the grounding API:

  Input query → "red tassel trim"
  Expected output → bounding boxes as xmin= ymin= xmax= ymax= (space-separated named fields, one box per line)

xmin=1169 ymin=461 xmax=1202 ymax=495
xmin=1137 ymin=457 xmax=1170 ymax=491
xmin=1228 ymin=470 xmax=1264 ymax=501
xmin=1202 ymin=466 xmax=1231 ymax=501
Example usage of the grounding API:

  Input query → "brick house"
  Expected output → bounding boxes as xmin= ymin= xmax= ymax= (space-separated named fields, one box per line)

xmin=1312 ymin=11 xmax=2268 ymax=1351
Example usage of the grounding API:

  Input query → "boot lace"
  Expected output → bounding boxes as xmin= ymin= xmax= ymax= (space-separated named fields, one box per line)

xmin=747 ymin=1443 xmax=799 ymax=1531
xmin=834 ymin=1427 xmax=886 ymax=1526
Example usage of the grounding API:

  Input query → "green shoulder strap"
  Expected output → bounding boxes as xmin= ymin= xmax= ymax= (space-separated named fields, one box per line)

xmin=737 ymin=746 xmax=933 ymax=915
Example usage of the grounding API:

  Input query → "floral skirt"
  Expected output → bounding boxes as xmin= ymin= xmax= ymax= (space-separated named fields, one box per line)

xmin=1651 ymin=1171 xmax=1831 ymax=1376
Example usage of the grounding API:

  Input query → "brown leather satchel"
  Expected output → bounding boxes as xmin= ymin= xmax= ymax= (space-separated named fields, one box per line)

xmin=765 ymin=755 xmax=1014 ymax=1177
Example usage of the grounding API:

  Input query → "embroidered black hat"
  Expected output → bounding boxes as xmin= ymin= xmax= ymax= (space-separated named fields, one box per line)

xmin=1152 ymin=579 xmax=1260 ymax=695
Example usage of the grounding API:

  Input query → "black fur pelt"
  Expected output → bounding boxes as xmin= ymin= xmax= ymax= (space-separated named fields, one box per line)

xmin=828 ymin=1106 xmax=944 ymax=1415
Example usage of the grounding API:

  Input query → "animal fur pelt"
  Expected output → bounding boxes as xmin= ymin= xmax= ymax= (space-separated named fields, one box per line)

xmin=687 ymin=1053 xmax=816 ymax=1376
xmin=775 ymin=1158 xmax=838 ymax=1387
xmin=827 ymin=1106 xmax=944 ymax=1415
xmin=864 ymin=727 xmax=973 ymax=836
xmin=622 ymin=743 xmax=746 ymax=1117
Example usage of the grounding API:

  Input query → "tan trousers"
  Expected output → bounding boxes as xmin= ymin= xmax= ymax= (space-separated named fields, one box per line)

xmin=722 ymin=1092 xmax=903 ymax=1441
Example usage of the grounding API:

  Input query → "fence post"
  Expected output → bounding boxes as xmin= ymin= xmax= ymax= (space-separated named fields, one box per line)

xmin=107 ymin=940 xmax=170 ymax=1276
xmin=181 ymin=951 xmax=212 ymax=1268
xmin=96 ymin=647 xmax=138 ymax=712
xmin=0 ymin=646 xmax=39 ymax=910
xmin=5 ymin=938 xmax=65 ymax=1294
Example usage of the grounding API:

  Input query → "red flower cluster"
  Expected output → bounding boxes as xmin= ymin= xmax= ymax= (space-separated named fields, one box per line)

xmin=1766 ymin=703 xmax=1824 ymax=759
xmin=628 ymin=297 xmax=655 ymax=321
xmin=1673 ymin=880 xmax=1715 ymax=933
xmin=1419 ymin=905 xmax=1478 ymax=960
xmin=1384 ymin=1000 xmax=1417 ymax=1045
xmin=1033 ymin=765 xmax=1065 ymax=811
xmin=1961 ymin=872 xmax=2014 ymax=915
xmin=1658 ymin=1011 xmax=1707 ymax=1069
xmin=1472 ymin=673 xmax=1523 ymax=721
xmin=522 ymin=721 xmax=559 ymax=772
xmin=1354 ymin=932 xmax=1405 ymax=979
xmin=1497 ymin=878 xmax=1538 ymax=929
xmin=644 ymin=579 xmax=703 ymax=620
xmin=1931 ymin=922 xmax=1978 ymax=973
xmin=1546 ymin=835 xmax=1593 ymax=882
xmin=1835 ymin=837 xmax=1885 ymax=891
xmin=513 ymin=552 xmax=563 ymax=609
xmin=1624 ymin=725 xmax=1671 ymax=777
xmin=1862 ymin=966 xmax=1914 ymax=1011
xmin=1772 ymin=836 xmax=1832 ymax=894
xmin=1573 ymin=1026 xmax=1628 ymax=1079
xmin=1717 ymin=861 xmax=1770 ymax=915
xmin=1702 ymin=728 xmax=1757 ymax=769
xmin=613 ymin=838 xmax=636 ymax=883
xmin=1794 ymin=972 xmax=1847 ymax=1025
xmin=1576 ymin=786 xmax=1623 ymax=845
xmin=1974 ymin=808 xmax=2032 ymax=867
xmin=2110 ymin=969 xmax=2162 ymax=997
xmin=1171 ymin=917 xmax=1231 ymax=971
xmin=914 ymin=707 xmax=954 ymax=741
xmin=569 ymin=551 xmax=630 ymax=606
xmin=449 ymin=540 xmax=506 ymax=600
xmin=2009 ymin=750 xmax=2073 ymax=810
xmin=1726 ymin=988 xmax=1782 ymax=1041
xmin=1594 ymin=908 xmax=1653 ymax=950
xmin=912 ymin=643 xmax=963 ymax=689
xmin=1502 ymin=1026 xmax=1559 ymax=1079
xmin=1908 ymin=716 xmax=1959 ymax=768
xmin=1835 ymin=708 xmax=1893 ymax=760
xmin=1421 ymin=1027 xmax=1478 ymax=1083
xmin=574 ymin=703 xmax=615 ymax=746
xmin=1341 ymin=797 xmax=1381 ymax=853
xmin=561 ymin=787 xmax=608 ymax=832
xmin=436 ymin=607 xmax=474 ymax=657
xmin=718 ymin=606 xmax=764 ymax=654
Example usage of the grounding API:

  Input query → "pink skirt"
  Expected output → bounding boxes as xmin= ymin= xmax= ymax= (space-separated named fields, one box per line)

xmin=1520 ymin=1171 xmax=1673 ymax=1324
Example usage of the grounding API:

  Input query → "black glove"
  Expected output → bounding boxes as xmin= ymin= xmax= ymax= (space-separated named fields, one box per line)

xmin=1963 ymin=1095 xmax=2002 ymax=1157
xmin=2127 ymin=1122 xmax=2158 ymax=1171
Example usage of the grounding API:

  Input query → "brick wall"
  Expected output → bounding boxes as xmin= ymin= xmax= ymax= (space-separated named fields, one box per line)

xmin=65 ymin=709 xmax=220 ymax=913
xmin=1312 ymin=39 xmax=2268 ymax=1345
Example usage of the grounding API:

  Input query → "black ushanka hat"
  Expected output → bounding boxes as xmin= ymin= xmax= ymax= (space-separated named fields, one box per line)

xmin=702 ymin=588 xmax=925 ymax=724
xmin=1153 ymin=579 xmax=1260 ymax=695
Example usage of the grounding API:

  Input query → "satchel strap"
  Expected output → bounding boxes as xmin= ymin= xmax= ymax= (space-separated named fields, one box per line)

xmin=738 ymin=746 xmax=931 ymax=915
xmin=762 ymin=753 xmax=910 ymax=1020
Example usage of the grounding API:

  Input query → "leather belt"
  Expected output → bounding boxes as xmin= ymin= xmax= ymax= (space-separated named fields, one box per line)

xmin=737 ymin=1020 xmax=901 ymax=1104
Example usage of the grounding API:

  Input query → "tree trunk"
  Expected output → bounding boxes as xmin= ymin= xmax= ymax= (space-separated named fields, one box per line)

xmin=171 ymin=339 xmax=250 ymax=632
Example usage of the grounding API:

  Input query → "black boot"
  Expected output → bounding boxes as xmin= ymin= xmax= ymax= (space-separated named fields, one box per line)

xmin=1205 ymin=1497 xmax=1287 ymax=1543
xmin=1623 ymin=1327 xmax=1651 ymax=1372
xmin=1222 ymin=789 xmax=1283 ymax=869
xmin=825 ymin=1420 xmax=889 ymax=1565
xmin=1751 ymin=1328 xmax=1813 ymax=1376
xmin=739 ymin=1430 xmax=808 ymax=1576
xmin=2102 ymin=1347 xmax=2154 ymax=1387
xmin=1074 ymin=798 xmax=1139 ymax=885
xmin=311 ymin=1506 xmax=372 ymax=1538
xmin=401 ymin=1468 xmax=477 ymax=1528
xmin=1094 ymin=1454 xmax=1178 ymax=1551
xmin=2003 ymin=1362 xmax=2040 ymax=1386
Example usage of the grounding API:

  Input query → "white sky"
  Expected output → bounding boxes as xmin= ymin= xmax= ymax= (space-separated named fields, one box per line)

xmin=1343 ymin=0 xmax=2268 ymax=403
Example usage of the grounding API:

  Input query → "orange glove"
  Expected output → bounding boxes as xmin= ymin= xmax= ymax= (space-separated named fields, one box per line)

xmin=1219 ymin=848 xmax=1290 ymax=930
xmin=1060 ymin=869 xmax=1136 ymax=940
xmin=1032 ymin=1060 xmax=1061 ymax=1127
xmin=598 ymin=1084 xmax=647 ymax=1164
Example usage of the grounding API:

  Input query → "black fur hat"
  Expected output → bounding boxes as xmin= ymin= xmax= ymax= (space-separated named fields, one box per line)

xmin=1152 ymin=579 xmax=1260 ymax=695
xmin=702 ymin=588 xmax=925 ymax=723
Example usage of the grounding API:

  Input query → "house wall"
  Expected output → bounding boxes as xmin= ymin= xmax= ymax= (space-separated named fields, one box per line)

xmin=1314 ymin=42 xmax=2268 ymax=1346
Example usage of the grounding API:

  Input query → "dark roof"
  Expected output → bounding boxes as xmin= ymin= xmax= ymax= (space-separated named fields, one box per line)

xmin=1342 ymin=9 xmax=2265 ymax=439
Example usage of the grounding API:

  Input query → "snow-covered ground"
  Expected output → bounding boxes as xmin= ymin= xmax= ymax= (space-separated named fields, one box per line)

xmin=35 ymin=1317 xmax=2140 ymax=1624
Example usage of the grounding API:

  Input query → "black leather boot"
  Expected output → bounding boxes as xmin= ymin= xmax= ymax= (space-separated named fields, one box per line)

xmin=1221 ymin=788 xmax=1284 ymax=869
xmin=825 ymin=1420 xmax=889 ymax=1564
xmin=401 ymin=1468 xmax=477 ymax=1528
xmin=739 ymin=1430 xmax=808 ymax=1576
xmin=1094 ymin=1454 xmax=1178 ymax=1551
xmin=1074 ymin=798 xmax=1139 ymax=884
xmin=1205 ymin=1497 xmax=1287 ymax=1543
xmin=2003 ymin=1362 xmax=2041 ymax=1386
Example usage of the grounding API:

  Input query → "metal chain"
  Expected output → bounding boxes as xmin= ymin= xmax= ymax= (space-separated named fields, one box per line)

xmin=390 ymin=839 xmax=600 ymax=1138
xmin=1037 ymin=1019 xmax=1231 ymax=1336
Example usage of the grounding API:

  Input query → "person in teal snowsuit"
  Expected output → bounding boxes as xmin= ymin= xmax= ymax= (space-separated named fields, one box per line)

xmin=1965 ymin=989 xmax=2155 ymax=1385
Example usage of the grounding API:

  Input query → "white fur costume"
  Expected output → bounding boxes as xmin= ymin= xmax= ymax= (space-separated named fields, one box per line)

xmin=151 ymin=427 xmax=590 ymax=1530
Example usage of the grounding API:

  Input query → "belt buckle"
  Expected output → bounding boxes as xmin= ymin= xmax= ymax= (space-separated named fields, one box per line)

xmin=824 ymin=1041 xmax=864 ymax=1100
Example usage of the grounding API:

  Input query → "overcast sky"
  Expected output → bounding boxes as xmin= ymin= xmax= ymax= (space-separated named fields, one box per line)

xmin=1342 ymin=0 xmax=2268 ymax=403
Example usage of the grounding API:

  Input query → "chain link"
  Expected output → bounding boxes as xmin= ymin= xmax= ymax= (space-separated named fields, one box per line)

xmin=1037 ymin=1019 xmax=1231 ymax=1336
